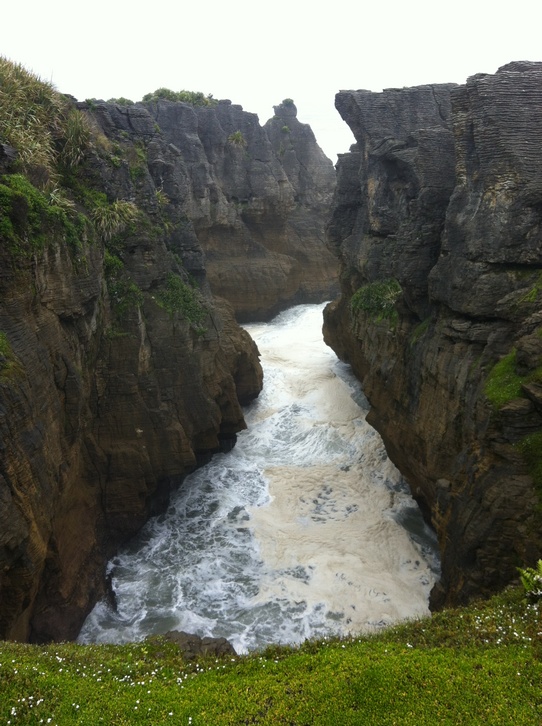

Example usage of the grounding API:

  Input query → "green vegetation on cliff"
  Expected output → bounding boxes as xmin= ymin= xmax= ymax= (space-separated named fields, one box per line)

xmin=155 ymin=273 xmax=208 ymax=328
xmin=1 ymin=588 xmax=540 ymax=725
xmin=0 ymin=173 xmax=86 ymax=257
xmin=0 ymin=56 xmax=92 ymax=188
xmin=141 ymin=88 xmax=217 ymax=106
xmin=484 ymin=349 xmax=542 ymax=409
xmin=0 ymin=331 xmax=22 ymax=380
xmin=351 ymin=278 xmax=402 ymax=325
xmin=227 ymin=130 xmax=247 ymax=147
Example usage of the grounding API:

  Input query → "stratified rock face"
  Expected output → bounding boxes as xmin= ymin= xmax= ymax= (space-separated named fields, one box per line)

xmin=324 ymin=62 xmax=542 ymax=608
xmin=0 ymin=89 xmax=263 ymax=642
xmin=141 ymin=98 xmax=338 ymax=321
xmin=0 ymin=76 xmax=340 ymax=642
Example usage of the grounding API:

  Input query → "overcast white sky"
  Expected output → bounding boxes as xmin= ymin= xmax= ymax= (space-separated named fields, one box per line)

xmin=2 ymin=1 xmax=541 ymax=162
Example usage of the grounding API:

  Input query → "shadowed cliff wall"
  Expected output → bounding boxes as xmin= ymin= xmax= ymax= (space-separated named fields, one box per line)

xmin=324 ymin=61 xmax=542 ymax=608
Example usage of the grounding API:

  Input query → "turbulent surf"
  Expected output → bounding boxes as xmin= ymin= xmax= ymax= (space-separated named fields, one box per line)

xmin=79 ymin=304 xmax=439 ymax=652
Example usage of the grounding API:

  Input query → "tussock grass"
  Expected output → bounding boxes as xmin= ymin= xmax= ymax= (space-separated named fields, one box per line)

xmin=1 ymin=588 xmax=541 ymax=724
xmin=351 ymin=279 xmax=402 ymax=327
xmin=0 ymin=56 xmax=91 ymax=188
xmin=91 ymin=200 xmax=139 ymax=242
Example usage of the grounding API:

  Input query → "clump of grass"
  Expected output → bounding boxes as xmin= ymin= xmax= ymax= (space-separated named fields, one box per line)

xmin=518 ymin=560 xmax=542 ymax=602
xmin=0 ymin=588 xmax=541 ymax=725
xmin=484 ymin=350 xmax=542 ymax=409
xmin=410 ymin=316 xmax=432 ymax=345
xmin=107 ymin=278 xmax=143 ymax=318
xmin=154 ymin=273 xmax=207 ymax=328
xmin=103 ymin=248 xmax=124 ymax=278
xmin=0 ymin=56 xmax=91 ymax=188
xmin=519 ymin=272 xmax=542 ymax=305
xmin=59 ymin=107 xmax=92 ymax=168
xmin=0 ymin=331 xmax=23 ymax=380
xmin=154 ymin=189 xmax=169 ymax=210
xmin=484 ymin=350 xmax=523 ymax=407
xmin=91 ymin=200 xmax=139 ymax=242
xmin=0 ymin=173 xmax=85 ymax=257
xmin=351 ymin=278 xmax=402 ymax=325
xmin=141 ymin=88 xmax=217 ymax=106
xmin=227 ymin=130 xmax=247 ymax=148
xmin=125 ymin=141 xmax=147 ymax=183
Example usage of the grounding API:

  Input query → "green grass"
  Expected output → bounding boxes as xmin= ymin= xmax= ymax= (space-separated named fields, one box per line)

xmin=141 ymin=88 xmax=217 ymax=106
xmin=0 ymin=56 xmax=91 ymax=188
xmin=0 ymin=331 xmax=23 ymax=380
xmin=410 ymin=317 xmax=431 ymax=346
xmin=154 ymin=273 xmax=207 ymax=328
xmin=484 ymin=351 xmax=523 ymax=407
xmin=484 ymin=350 xmax=542 ymax=409
xmin=107 ymin=278 xmax=144 ymax=318
xmin=351 ymin=279 xmax=402 ymax=326
xmin=0 ymin=173 xmax=86 ymax=257
xmin=1 ymin=588 xmax=541 ymax=724
xmin=227 ymin=130 xmax=247 ymax=148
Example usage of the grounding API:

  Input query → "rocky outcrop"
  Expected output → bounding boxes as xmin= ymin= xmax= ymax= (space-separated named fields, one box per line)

xmin=133 ymin=97 xmax=339 ymax=321
xmin=0 ymin=78 xmax=268 ymax=641
xmin=1 ymin=62 xmax=340 ymax=642
xmin=324 ymin=62 xmax=542 ymax=608
xmin=162 ymin=630 xmax=236 ymax=660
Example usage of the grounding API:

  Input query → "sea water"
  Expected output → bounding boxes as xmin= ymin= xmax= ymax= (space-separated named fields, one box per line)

xmin=78 ymin=304 xmax=439 ymax=652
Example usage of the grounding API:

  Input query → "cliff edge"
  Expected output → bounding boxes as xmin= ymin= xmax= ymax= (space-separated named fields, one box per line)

xmin=324 ymin=61 xmax=542 ymax=608
xmin=0 ymin=63 xmax=265 ymax=642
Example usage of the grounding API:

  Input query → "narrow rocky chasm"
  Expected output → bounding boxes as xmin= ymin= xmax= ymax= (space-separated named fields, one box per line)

xmin=0 ymin=67 xmax=337 ymax=642
xmin=323 ymin=61 xmax=542 ymax=608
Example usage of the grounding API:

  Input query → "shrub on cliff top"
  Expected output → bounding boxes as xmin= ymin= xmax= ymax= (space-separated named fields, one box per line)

xmin=0 ymin=56 xmax=92 ymax=188
xmin=141 ymin=88 xmax=217 ymax=107
xmin=107 ymin=97 xmax=134 ymax=106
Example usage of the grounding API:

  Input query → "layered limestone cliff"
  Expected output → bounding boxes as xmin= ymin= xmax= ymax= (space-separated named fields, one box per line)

xmin=129 ymin=96 xmax=338 ymax=321
xmin=324 ymin=62 xmax=542 ymax=608
xmin=1 ymin=61 xmax=340 ymax=642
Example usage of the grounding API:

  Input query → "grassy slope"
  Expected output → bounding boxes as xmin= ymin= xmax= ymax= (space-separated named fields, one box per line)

xmin=1 ymin=588 xmax=541 ymax=725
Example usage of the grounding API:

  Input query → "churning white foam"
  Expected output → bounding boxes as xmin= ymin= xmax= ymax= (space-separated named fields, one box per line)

xmin=78 ymin=304 xmax=439 ymax=652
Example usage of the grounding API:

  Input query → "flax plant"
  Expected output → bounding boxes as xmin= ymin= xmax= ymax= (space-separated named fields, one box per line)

xmin=0 ymin=56 xmax=91 ymax=189
xmin=91 ymin=200 xmax=139 ymax=242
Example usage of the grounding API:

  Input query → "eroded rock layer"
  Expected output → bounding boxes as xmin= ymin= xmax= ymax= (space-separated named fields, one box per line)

xmin=324 ymin=62 xmax=542 ymax=608
xmin=138 ymin=97 xmax=338 ymax=321
xmin=1 ymin=72 xmax=339 ymax=642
